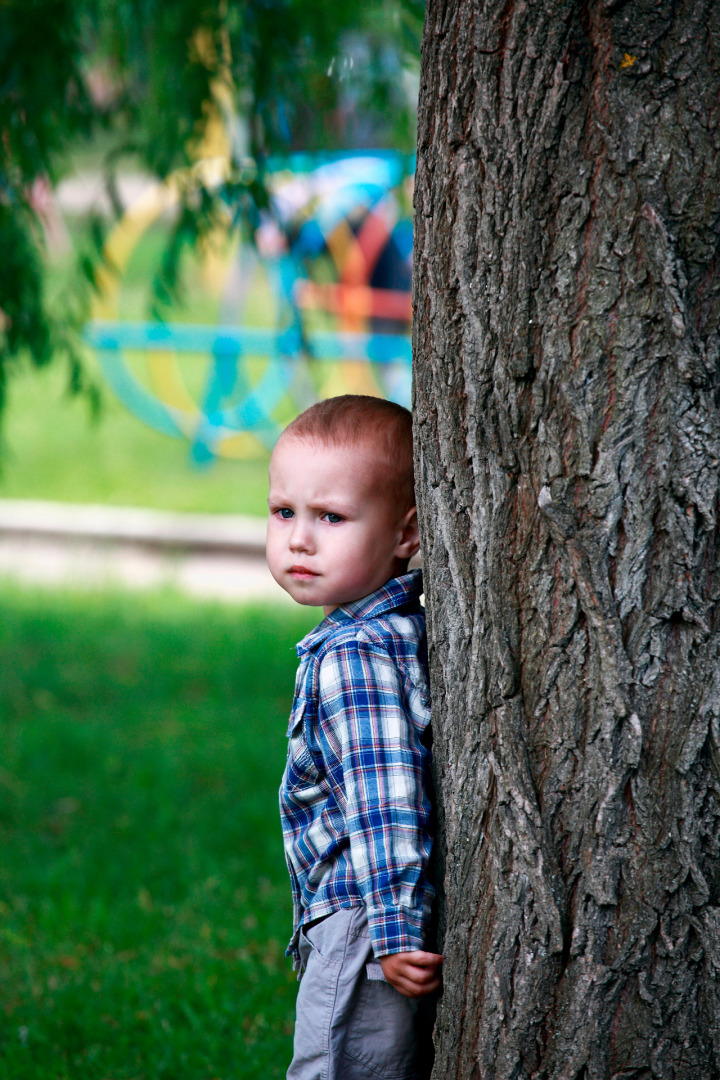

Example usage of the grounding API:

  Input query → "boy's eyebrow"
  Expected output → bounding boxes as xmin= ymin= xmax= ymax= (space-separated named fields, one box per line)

xmin=268 ymin=493 xmax=357 ymax=515
xmin=306 ymin=495 xmax=356 ymax=513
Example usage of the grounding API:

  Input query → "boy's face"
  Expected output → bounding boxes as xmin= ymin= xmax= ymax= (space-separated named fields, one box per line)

xmin=266 ymin=434 xmax=419 ymax=614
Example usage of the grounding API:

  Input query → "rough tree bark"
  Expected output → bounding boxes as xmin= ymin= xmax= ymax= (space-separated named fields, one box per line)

xmin=412 ymin=2 xmax=720 ymax=1077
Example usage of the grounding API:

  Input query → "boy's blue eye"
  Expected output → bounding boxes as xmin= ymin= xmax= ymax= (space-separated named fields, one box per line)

xmin=324 ymin=513 xmax=343 ymax=524
xmin=278 ymin=508 xmax=294 ymax=519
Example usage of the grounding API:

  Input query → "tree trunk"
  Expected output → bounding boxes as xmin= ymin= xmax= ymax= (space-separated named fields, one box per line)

xmin=412 ymin=2 xmax=720 ymax=1077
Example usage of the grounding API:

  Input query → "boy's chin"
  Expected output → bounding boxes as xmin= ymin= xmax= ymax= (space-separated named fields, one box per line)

xmin=282 ymin=581 xmax=326 ymax=608
xmin=293 ymin=593 xmax=323 ymax=608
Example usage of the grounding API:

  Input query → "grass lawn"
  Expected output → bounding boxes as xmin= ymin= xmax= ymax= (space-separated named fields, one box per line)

xmin=0 ymin=584 xmax=321 ymax=1079
xmin=0 ymin=359 xmax=271 ymax=516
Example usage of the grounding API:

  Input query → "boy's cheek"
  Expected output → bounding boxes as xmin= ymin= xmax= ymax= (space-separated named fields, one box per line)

xmin=265 ymin=533 xmax=284 ymax=579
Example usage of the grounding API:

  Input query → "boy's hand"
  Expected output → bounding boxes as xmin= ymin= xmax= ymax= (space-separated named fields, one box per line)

xmin=379 ymin=950 xmax=443 ymax=998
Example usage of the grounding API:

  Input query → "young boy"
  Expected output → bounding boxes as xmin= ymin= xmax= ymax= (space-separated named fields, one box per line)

xmin=266 ymin=394 xmax=442 ymax=1080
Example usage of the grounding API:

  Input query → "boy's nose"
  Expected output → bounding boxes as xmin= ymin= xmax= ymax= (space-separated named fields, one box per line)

xmin=289 ymin=521 xmax=314 ymax=553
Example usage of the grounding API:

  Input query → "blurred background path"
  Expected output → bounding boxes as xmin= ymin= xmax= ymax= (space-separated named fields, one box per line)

xmin=0 ymin=499 xmax=282 ymax=602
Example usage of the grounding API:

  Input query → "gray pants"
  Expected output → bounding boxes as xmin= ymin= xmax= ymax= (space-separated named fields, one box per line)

xmin=287 ymin=906 xmax=435 ymax=1080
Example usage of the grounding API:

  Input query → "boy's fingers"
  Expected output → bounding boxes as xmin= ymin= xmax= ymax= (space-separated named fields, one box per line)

xmin=406 ymin=975 xmax=441 ymax=993
xmin=395 ymin=973 xmax=442 ymax=998
xmin=379 ymin=951 xmax=444 ymax=996
xmin=394 ymin=959 xmax=443 ymax=995
xmin=408 ymin=954 xmax=442 ymax=972
xmin=407 ymin=964 xmax=439 ymax=983
xmin=408 ymin=965 xmax=438 ymax=977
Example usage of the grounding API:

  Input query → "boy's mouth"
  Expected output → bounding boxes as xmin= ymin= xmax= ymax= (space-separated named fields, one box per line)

xmin=289 ymin=565 xmax=319 ymax=579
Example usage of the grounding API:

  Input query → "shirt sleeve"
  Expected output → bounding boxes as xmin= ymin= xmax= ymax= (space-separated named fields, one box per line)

xmin=317 ymin=637 xmax=433 ymax=956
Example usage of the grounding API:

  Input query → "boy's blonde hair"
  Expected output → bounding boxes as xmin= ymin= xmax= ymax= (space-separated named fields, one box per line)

xmin=281 ymin=395 xmax=416 ymax=510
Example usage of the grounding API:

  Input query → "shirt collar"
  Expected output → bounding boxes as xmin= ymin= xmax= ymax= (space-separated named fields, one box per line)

xmin=296 ymin=569 xmax=423 ymax=656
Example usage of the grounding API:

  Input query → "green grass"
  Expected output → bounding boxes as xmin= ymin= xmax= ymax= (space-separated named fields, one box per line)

xmin=0 ymin=359 xmax=271 ymax=515
xmin=0 ymin=584 xmax=321 ymax=1079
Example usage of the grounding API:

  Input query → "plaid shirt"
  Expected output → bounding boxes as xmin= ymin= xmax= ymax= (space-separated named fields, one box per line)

xmin=279 ymin=570 xmax=434 ymax=964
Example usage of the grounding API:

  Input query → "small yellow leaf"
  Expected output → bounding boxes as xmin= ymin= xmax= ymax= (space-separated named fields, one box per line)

xmin=620 ymin=53 xmax=637 ymax=69
xmin=137 ymin=887 xmax=153 ymax=912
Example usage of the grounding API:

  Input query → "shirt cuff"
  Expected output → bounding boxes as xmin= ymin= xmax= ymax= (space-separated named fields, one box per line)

xmin=366 ymin=904 xmax=428 ymax=957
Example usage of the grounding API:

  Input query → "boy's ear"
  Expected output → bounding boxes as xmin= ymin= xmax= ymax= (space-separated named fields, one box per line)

xmin=395 ymin=506 xmax=420 ymax=560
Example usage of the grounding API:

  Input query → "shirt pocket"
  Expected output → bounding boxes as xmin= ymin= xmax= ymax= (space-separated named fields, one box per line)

xmin=284 ymin=702 xmax=321 ymax=792
xmin=287 ymin=695 xmax=308 ymax=739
